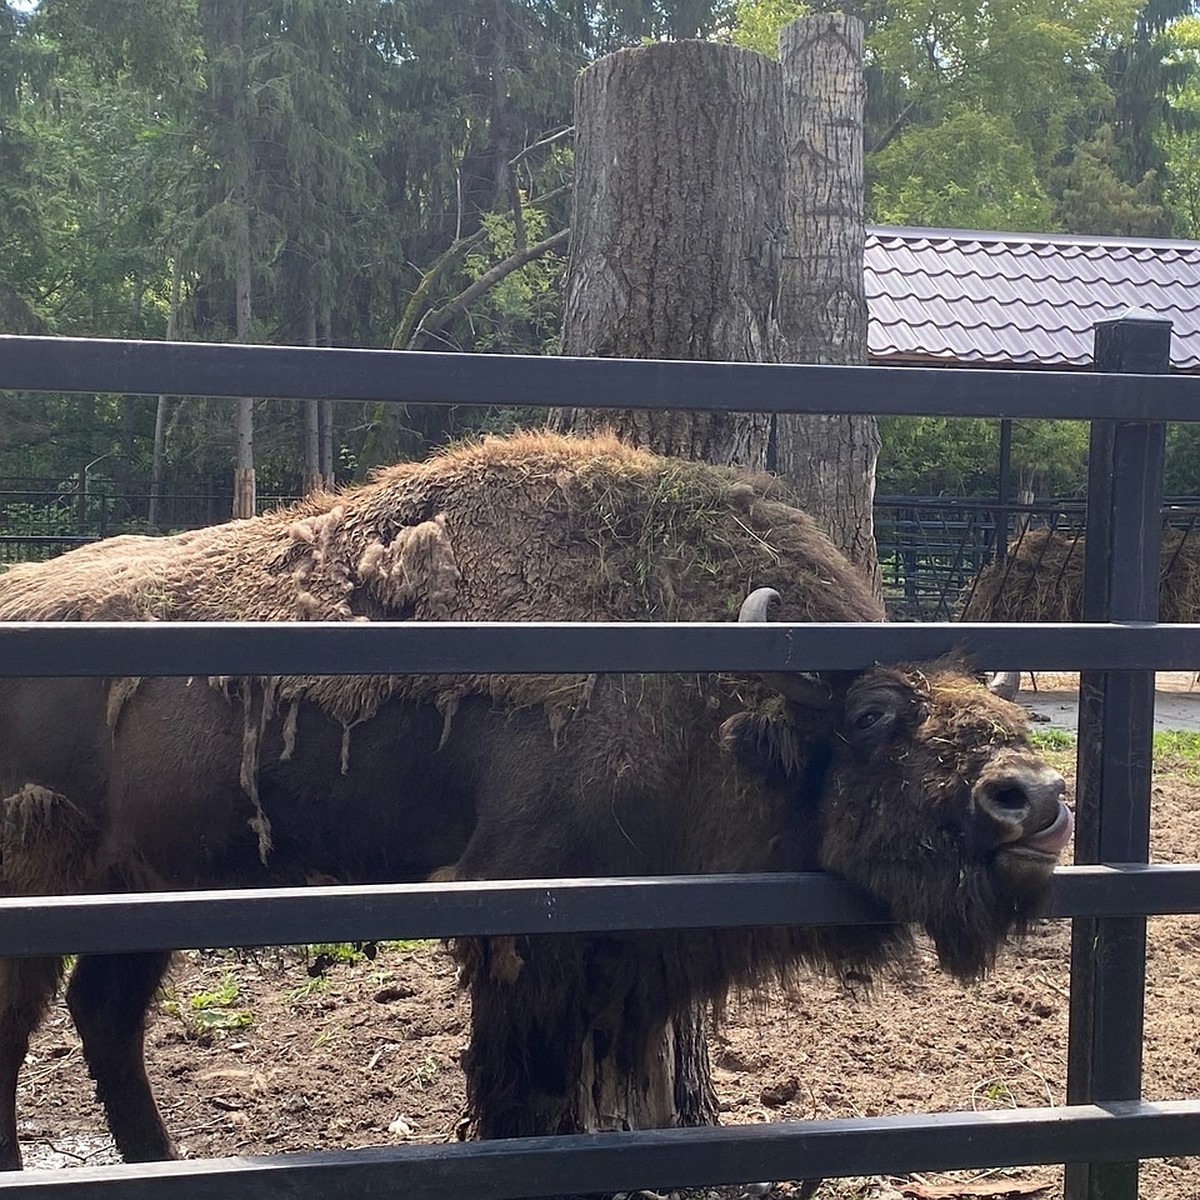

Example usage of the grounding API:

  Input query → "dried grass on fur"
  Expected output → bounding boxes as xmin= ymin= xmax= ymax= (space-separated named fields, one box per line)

xmin=0 ymin=431 xmax=881 ymax=730
xmin=962 ymin=526 xmax=1200 ymax=622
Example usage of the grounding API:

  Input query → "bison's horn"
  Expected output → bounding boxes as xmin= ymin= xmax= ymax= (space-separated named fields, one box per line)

xmin=987 ymin=671 xmax=1021 ymax=701
xmin=737 ymin=586 xmax=834 ymax=709
xmin=738 ymin=587 xmax=782 ymax=624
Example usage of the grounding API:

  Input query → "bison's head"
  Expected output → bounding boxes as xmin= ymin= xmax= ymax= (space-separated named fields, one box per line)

xmin=725 ymin=588 xmax=1071 ymax=981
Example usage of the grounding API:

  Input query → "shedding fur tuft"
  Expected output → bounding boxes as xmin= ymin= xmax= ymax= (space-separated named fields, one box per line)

xmin=1 ymin=785 xmax=96 ymax=895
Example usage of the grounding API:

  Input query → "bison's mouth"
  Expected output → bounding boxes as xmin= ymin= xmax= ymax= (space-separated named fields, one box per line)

xmin=1007 ymin=801 xmax=1074 ymax=860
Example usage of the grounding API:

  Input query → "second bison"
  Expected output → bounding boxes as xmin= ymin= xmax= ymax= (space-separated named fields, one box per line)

xmin=0 ymin=432 xmax=1070 ymax=1166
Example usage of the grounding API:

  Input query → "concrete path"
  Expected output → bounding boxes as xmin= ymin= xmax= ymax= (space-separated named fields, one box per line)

xmin=1020 ymin=672 xmax=1200 ymax=734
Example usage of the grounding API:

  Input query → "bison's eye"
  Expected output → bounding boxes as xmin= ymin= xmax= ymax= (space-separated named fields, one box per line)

xmin=853 ymin=709 xmax=883 ymax=731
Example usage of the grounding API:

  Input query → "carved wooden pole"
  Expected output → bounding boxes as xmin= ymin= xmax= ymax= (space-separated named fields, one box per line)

xmin=775 ymin=14 xmax=880 ymax=595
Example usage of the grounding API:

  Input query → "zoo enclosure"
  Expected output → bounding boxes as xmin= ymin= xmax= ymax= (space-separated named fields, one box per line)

xmin=876 ymin=496 xmax=1200 ymax=620
xmin=1 ymin=324 xmax=1199 ymax=1200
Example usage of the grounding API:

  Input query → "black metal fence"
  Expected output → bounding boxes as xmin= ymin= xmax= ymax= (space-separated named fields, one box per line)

xmin=0 ymin=483 xmax=298 ymax=565
xmin=1 ymin=325 xmax=1199 ymax=1200
xmin=877 ymin=496 xmax=1200 ymax=621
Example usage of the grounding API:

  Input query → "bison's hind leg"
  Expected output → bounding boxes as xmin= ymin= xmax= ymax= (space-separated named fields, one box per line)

xmin=66 ymin=952 xmax=176 ymax=1164
xmin=0 ymin=956 xmax=65 ymax=1170
xmin=0 ymin=784 xmax=98 ymax=1170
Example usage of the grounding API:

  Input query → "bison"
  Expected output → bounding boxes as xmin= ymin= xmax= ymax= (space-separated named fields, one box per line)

xmin=0 ymin=432 xmax=1071 ymax=1170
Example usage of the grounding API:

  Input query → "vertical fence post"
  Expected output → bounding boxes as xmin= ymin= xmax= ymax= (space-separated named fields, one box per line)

xmin=997 ymin=417 xmax=1012 ymax=561
xmin=1065 ymin=312 xmax=1171 ymax=1200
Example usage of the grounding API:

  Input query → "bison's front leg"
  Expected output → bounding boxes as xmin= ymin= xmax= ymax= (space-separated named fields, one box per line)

xmin=0 ymin=957 xmax=65 ymax=1170
xmin=459 ymin=934 xmax=718 ymax=1140
xmin=65 ymin=951 xmax=177 ymax=1162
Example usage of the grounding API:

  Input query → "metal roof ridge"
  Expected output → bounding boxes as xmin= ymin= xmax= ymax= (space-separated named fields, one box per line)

xmin=866 ymin=224 xmax=1200 ymax=253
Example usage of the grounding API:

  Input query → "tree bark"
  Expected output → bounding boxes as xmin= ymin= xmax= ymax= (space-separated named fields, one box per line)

xmin=774 ymin=15 xmax=880 ymax=595
xmin=318 ymin=234 xmax=335 ymax=488
xmin=555 ymin=41 xmax=785 ymax=470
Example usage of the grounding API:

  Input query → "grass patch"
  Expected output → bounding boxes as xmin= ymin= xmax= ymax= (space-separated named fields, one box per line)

xmin=1152 ymin=729 xmax=1200 ymax=779
xmin=1028 ymin=726 xmax=1200 ymax=780
xmin=1029 ymin=728 xmax=1075 ymax=751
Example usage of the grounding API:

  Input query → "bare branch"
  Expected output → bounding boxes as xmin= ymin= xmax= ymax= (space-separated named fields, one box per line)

xmin=868 ymin=100 xmax=920 ymax=155
xmin=409 ymin=228 xmax=570 ymax=351
xmin=508 ymin=125 xmax=574 ymax=172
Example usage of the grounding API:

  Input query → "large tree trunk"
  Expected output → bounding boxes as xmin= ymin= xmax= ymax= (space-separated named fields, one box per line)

xmin=232 ymin=262 xmax=256 ymax=518
xmin=468 ymin=40 xmax=786 ymax=1145
xmin=318 ymin=280 xmax=335 ymax=488
xmin=554 ymin=41 xmax=784 ymax=469
xmin=774 ymin=15 xmax=880 ymax=595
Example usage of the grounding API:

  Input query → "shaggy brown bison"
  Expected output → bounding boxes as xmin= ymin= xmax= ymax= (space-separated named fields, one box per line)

xmin=0 ymin=432 xmax=1071 ymax=1169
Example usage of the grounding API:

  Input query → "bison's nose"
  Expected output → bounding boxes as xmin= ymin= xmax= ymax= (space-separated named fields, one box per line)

xmin=975 ymin=763 xmax=1069 ymax=846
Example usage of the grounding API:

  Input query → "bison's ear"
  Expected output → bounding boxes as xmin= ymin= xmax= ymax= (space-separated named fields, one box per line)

xmin=721 ymin=710 xmax=809 ymax=784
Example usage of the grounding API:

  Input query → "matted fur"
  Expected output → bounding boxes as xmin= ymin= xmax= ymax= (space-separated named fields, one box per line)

xmin=0 ymin=431 xmax=879 ymax=727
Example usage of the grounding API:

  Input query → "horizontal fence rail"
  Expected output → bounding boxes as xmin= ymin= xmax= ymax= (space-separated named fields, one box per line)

xmin=6 ymin=1101 xmax=1200 ymax=1200
xmin=0 ymin=865 xmax=1197 ymax=959
xmin=3 ymin=327 xmax=1199 ymax=1199
xmin=4 ymin=334 xmax=1200 ymax=419
xmin=2 ymin=620 xmax=1200 ymax=677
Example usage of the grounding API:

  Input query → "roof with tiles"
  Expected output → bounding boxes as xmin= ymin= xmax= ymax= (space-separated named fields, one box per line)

xmin=864 ymin=226 xmax=1200 ymax=372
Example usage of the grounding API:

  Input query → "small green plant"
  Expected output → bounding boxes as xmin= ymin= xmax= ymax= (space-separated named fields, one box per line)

xmin=312 ymin=1023 xmax=343 ymax=1050
xmin=163 ymin=972 xmax=252 ymax=1036
xmin=1029 ymin=728 xmax=1075 ymax=751
xmin=972 ymin=1076 xmax=1017 ymax=1110
xmin=401 ymin=1054 xmax=442 ymax=1090
xmin=286 ymin=974 xmax=330 ymax=1005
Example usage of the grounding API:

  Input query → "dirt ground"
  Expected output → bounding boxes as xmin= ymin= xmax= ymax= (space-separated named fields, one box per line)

xmin=14 ymin=746 xmax=1200 ymax=1200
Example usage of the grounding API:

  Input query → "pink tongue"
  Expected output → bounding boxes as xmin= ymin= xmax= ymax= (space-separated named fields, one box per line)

xmin=1021 ymin=803 xmax=1074 ymax=855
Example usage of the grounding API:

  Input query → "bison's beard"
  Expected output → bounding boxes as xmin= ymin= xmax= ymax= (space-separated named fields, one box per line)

xmin=825 ymin=849 xmax=1054 ymax=982
xmin=911 ymin=856 xmax=1054 ymax=981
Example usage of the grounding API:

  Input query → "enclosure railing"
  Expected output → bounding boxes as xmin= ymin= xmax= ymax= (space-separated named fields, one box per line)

xmin=875 ymin=496 xmax=1200 ymax=621
xmin=1 ymin=320 xmax=1199 ymax=1200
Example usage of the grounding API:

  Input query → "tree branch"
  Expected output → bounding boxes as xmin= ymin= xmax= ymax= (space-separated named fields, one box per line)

xmin=409 ymin=228 xmax=570 ymax=351
xmin=508 ymin=125 xmax=574 ymax=171
xmin=390 ymin=226 xmax=491 ymax=350
xmin=868 ymin=100 xmax=920 ymax=155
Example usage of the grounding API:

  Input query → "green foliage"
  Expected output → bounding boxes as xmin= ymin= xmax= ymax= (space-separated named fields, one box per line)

xmin=461 ymin=207 xmax=567 ymax=354
xmin=878 ymin=418 xmax=1089 ymax=498
xmin=3 ymin=0 xmax=1199 ymax=507
xmin=725 ymin=0 xmax=808 ymax=56
xmin=1161 ymin=14 xmax=1200 ymax=236
xmin=1053 ymin=123 xmax=1165 ymax=235
xmin=1166 ymin=422 xmax=1200 ymax=495
xmin=1153 ymin=728 xmax=1200 ymax=776
xmin=871 ymin=109 xmax=1054 ymax=231
xmin=1028 ymin=727 xmax=1076 ymax=751
xmin=855 ymin=0 xmax=1200 ymax=237
xmin=1106 ymin=0 xmax=1195 ymax=209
